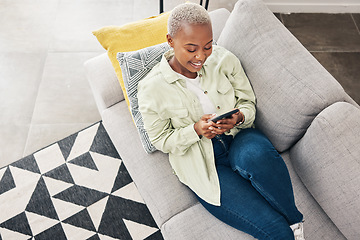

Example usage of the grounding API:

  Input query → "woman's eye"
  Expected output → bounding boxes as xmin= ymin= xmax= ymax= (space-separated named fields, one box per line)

xmin=205 ymin=46 xmax=212 ymax=51
xmin=187 ymin=49 xmax=196 ymax=53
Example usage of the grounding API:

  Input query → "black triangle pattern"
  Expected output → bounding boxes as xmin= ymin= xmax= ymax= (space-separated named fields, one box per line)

xmin=10 ymin=154 xmax=41 ymax=174
xmin=90 ymin=123 xmax=120 ymax=159
xmin=43 ymin=163 xmax=75 ymax=184
xmin=111 ymin=162 xmax=133 ymax=193
xmin=63 ymin=209 xmax=96 ymax=232
xmin=98 ymin=195 xmax=158 ymax=239
xmin=0 ymin=167 xmax=16 ymax=195
xmin=53 ymin=185 xmax=107 ymax=207
xmin=87 ymin=234 xmax=100 ymax=240
xmin=25 ymin=177 xmax=59 ymax=220
xmin=145 ymin=231 xmax=165 ymax=240
xmin=0 ymin=212 xmax=32 ymax=236
xmin=68 ymin=152 xmax=98 ymax=171
xmin=58 ymin=131 xmax=78 ymax=161
xmin=34 ymin=223 xmax=67 ymax=240
xmin=0 ymin=121 xmax=163 ymax=240
xmin=97 ymin=197 xmax=132 ymax=239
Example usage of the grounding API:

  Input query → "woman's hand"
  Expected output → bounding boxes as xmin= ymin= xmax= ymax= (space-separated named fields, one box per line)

xmin=194 ymin=114 xmax=217 ymax=139
xmin=213 ymin=109 xmax=244 ymax=132
xmin=194 ymin=110 xmax=244 ymax=139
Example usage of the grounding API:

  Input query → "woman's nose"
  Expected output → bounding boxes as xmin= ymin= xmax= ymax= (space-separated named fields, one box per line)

xmin=195 ymin=51 xmax=205 ymax=60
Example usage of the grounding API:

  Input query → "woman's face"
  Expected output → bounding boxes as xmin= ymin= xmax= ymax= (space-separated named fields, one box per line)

xmin=167 ymin=22 xmax=213 ymax=79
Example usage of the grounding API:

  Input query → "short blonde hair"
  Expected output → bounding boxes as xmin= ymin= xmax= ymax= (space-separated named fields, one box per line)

xmin=168 ymin=3 xmax=211 ymax=37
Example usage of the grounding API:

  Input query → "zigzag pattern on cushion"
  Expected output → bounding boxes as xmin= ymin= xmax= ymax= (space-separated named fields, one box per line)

xmin=117 ymin=42 xmax=170 ymax=153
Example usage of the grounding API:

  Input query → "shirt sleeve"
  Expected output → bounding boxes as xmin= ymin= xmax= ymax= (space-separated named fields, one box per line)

xmin=138 ymin=79 xmax=201 ymax=156
xmin=223 ymin=50 xmax=256 ymax=129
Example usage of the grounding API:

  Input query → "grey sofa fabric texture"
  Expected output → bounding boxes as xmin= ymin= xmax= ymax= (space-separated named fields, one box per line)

xmin=291 ymin=102 xmax=360 ymax=239
xmin=85 ymin=53 xmax=124 ymax=113
xmin=281 ymin=151 xmax=347 ymax=240
xmin=85 ymin=0 xmax=360 ymax=239
xmin=217 ymin=0 xmax=355 ymax=153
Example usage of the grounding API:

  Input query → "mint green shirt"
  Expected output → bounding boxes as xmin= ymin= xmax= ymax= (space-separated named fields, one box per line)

xmin=138 ymin=45 xmax=256 ymax=206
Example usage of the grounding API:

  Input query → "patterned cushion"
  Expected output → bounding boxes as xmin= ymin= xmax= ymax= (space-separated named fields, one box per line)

xmin=117 ymin=42 xmax=171 ymax=153
xmin=93 ymin=12 xmax=170 ymax=110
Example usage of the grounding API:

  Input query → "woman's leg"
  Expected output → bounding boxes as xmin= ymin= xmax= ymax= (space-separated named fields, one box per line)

xmin=228 ymin=128 xmax=303 ymax=225
xmin=197 ymin=165 xmax=294 ymax=240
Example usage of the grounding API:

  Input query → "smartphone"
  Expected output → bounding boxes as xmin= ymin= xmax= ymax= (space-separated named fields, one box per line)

xmin=209 ymin=109 xmax=239 ymax=122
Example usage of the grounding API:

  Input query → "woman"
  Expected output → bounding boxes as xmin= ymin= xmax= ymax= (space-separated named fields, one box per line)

xmin=138 ymin=3 xmax=304 ymax=240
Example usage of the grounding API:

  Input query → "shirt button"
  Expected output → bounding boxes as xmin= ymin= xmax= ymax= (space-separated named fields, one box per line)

xmin=204 ymin=91 xmax=208 ymax=94
xmin=199 ymin=74 xmax=203 ymax=77
xmin=217 ymin=106 xmax=221 ymax=109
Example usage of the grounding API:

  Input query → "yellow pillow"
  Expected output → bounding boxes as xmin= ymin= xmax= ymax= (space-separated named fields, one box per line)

xmin=93 ymin=12 xmax=170 ymax=108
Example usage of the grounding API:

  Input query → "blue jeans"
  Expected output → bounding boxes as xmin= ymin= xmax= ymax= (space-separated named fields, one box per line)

xmin=196 ymin=128 xmax=303 ymax=240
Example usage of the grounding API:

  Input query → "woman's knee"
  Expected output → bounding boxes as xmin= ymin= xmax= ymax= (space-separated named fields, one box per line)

xmin=232 ymin=129 xmax=274 ymax=153
xmin=229 ymin=129 xmax=282 ymax=171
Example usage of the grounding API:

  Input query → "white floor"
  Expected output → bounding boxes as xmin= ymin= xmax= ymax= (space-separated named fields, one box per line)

xmin=0 ymin=0 xmax=238 ymax=168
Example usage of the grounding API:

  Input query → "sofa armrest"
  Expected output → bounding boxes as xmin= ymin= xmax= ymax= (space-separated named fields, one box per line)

xmin=84 ymin=53 xmax=124 ymax=113
xmin=290 ymin=102 xmax=360 ymax=239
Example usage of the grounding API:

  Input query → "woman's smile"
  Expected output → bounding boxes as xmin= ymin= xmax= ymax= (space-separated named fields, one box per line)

xmin=189 ymin=61 xmax=203 ymax=70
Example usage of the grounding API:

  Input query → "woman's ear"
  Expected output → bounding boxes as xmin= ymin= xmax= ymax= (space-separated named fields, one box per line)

xmin=167 ymin=34 xmax=174 ymax=48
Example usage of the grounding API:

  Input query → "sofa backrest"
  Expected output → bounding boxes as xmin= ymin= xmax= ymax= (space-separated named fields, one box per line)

xmin=218 ymin=0 xmax=355 ymax=152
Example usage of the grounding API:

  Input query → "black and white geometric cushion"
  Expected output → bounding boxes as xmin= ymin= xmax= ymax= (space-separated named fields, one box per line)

xmin=117 ymin=43 xmax=170 ymax=154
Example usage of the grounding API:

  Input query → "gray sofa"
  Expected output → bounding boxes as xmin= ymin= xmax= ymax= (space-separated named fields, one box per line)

xmin=85 ymin=0 xmax=360 ymax=239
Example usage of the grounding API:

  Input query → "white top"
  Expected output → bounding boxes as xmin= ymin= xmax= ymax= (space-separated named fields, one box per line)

xmin=175 ymin=72 xmax=216 ymax=115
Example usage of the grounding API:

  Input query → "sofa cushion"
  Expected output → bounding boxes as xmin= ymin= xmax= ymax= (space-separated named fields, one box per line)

xmin=92 ymin=12 xmax=170 ymax=109
xmin=290 ymin=102 xmax=360 ymax=239
xmin=117 ymin=43 xmax=170 ymax=153
xmin=217 ymin=0 xmax=352 ymax=152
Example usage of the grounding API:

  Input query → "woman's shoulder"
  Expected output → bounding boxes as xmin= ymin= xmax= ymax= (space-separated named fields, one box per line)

xmin=138 ymin=63 xmax=166 ymax=92
xmin=143 ymin=63 xmax=162 ymax=81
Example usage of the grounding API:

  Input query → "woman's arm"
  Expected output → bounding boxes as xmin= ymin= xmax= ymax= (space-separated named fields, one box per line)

xmin=224 ymin=50 xmax=256 ymax=129
xmin=138 ymin=78 xmax=203 ymax=155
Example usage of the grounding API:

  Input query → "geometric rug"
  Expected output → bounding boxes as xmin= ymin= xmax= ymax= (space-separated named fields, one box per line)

xmin=0 ymin=122 xmax=163 ymax=240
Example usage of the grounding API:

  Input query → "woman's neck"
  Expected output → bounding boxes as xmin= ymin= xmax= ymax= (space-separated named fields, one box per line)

xmin=168 ymin=56 xmax=197 ymax=79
